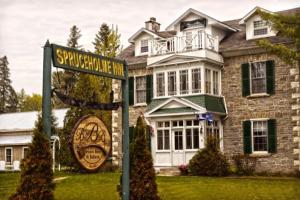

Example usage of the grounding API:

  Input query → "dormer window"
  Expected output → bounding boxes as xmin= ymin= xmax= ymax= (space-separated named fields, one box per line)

xmin=253 ymin=20 xmax=268 ymax=36
xmin=180 ymin=19 xmax=207 ymax=31
xmin=141 ymin=39 xmax=149 ymax=53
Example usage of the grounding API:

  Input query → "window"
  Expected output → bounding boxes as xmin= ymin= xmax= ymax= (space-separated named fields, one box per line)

xmin=168 ymin=71 xmax=176 ymax=96
xmin=157 ymin=121 xmax=170 ymax=150
xmin=156 ymin=73 xmax=165 ymax=97
xmin=253 ymin=20 xmax=268 ymax=36
xmin=206 ymin=121 xmax=220 ymax=139
xmin=251 ymin=62 xmax=266 ymax=94
xmin=252 ymin=121 xmax=268 ymax=152
xmin=174 ymin=131 xmax=183 ymax=150
xmin=5 ymin=147 xmax=13 ymax=165
xmin=186 ymin=121 xmax=200 ymax=149
xmin=22 ymin=147 xmax=29 ymax=159
xmin=192 ymin=68 xmax=201 ymax=93
xmin=205 ymin=69 xmax=211 ymax=94
xmin=135 ymin=76 xmax=146 ymax=104
xmin=180 ymin=70 xmax=188 ymax=94
xmin=213 ymin=71 xmax=219 ymax=95
xmin=140 ymin=39 xmax=148 ymax=53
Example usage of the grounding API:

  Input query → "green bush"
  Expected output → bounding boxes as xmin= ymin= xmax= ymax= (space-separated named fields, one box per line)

xmin=10 ymin=114 xmax=56 ymax=200
xmin=189 ymin=135 xmax=229 ymax=176
xmin=232 ymin=154 xmax=257 ymax=176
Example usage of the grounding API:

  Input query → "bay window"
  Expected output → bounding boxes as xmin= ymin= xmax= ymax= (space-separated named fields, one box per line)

xmin=180 ymin=70 xmax=189 ymax=94
xmin=205 ymin=69 xmax=211 ymax=94
xmin=213 ymin=71 xmax=219 ymax=95
xmin=156 ymin=73 xmax=165 ymax=97
xmin=168 ymin=71 xmax=176 ymax=96
xmin=192 ymin=68 xmax=201 ymax=93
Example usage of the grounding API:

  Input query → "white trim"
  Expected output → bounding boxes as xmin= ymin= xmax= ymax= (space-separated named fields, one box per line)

xmin=5 ymin=147 xmax=13 ymax=165
xmin=239 ymin=6 xmax=273 ymax=24
xmin=166 ymin=8 xmax=237 ymax=32
xmin=128 ymin=28 xmax=161 ymax=43
xmin=22 ymin=146 xmax=29 ymax=159
xmin=250 ymin=119 xmax=269 ymax=153
xmin=133 ymin=75 xmax=147 ymax=105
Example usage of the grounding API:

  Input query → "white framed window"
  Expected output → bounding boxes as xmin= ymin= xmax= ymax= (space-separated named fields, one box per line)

xmin=250 ymin=61 xmax=267 ymax=94
xmin=135 ymin=76 xmax=146 ymax=104
xmin=205 ymin=69 xmax=211 ymax=94
xmin=186 ymin=120 xmax=200 ymax=150
xmin=185 ymin=31 xmax=193 ymax=50
xmin=157 ymin=121 xmax=170 ymax=150
xmin=206 ymin=121 xmax=220 ymax=139
xmin=213 ymin=71 xmax=219 ymax=95
xmin=156 ymin=73 xmax=165 ymax=97
xmin=252 ymin=120 xmax=268 ymax=152
xmin=192 ymin=68 xmax=201 ymax=93
xmin=253 ymin=20 xmax=268 ymax=36
xmin=168 ymin=71 xmax=176 ymax=96
xmin=140 ymin=39 xmax=148 ymax=53
xmin=180 ymin=70 xmax=189 ymax=95
xmin=22 ymin=147 xmax=29 ymax=159
xmin=5 ymin=147 xmax=13 ymax=165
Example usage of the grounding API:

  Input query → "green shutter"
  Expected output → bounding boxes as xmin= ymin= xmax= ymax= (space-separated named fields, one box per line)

xmin=241 ymin=63 xmax=250 ymax=97
xmin=268 ymin=119 xmax=277 ymax=153
xmin=129 ymin=126 xmax=134 ymax=144
xmin=243 ymin=120 xmax=252 ymax=154
xmin=146 ymin=75 xmax=153 ymax=104
xmin=129 ymin=77 xmax=134 ymax=106
xmin=266 ymin=60 xmax=275 ymax=95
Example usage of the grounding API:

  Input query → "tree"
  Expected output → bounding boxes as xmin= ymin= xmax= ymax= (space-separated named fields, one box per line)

xmin=129 ymin=116 xmax=160 ymax=200
xmin=18 ymin=93 xmax=42 ymax=112
xmin=10 ymin=113 xmax=57 ymax=200
xmin=17 ymin=89 xmax=26 ymax=111
xmin=257 ymin=9 xmax=300 ymax=65
xmin=0 ymin=56 xmax=18 ymax=113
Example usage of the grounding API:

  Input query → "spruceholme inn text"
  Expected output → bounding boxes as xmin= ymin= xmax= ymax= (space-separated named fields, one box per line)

xmin=52 ymin=44 xmax=124 ymax=79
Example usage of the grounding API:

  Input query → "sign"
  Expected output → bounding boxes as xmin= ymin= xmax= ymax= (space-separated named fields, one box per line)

xmin=71 ymin=115 xmax=112 ymax=171
xmin=51 ymin=44 xmax=125 ymax=80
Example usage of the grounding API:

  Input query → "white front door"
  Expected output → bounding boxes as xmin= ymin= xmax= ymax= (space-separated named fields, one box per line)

xmin=171 ymin=130 xmax=185 ymax=166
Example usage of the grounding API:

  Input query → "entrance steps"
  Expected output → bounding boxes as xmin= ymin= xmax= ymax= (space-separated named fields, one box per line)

xmin=155 ymin=167 xmax=180 ymax=176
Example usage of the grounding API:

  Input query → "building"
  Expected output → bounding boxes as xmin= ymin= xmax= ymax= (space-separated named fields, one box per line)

xmin=0 ymin=109 xmax=67 ymax=171
xmin=112 ymin=6 xmax=300 ymax=173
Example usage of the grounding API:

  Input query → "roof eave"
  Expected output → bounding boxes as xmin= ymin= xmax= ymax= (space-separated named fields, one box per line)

xmin=239 ymin=6 xmax=273 ymax=25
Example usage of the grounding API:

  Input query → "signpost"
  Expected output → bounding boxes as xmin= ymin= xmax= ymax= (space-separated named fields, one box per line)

xmin=42 ymin=40 xmax=130 ymax=200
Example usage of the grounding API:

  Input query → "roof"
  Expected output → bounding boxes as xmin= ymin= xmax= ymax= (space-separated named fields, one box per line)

xmin=166 ymin=8 xmax=238 ymax=32
xmin=147 ymin=95 xmax=226 ymax=115
xmin=239 ymin=6 xmax=272 ymax=24
xmin=118 ymin=7 xmax=300 ymax=64
xmin=0 ymin=135 xmax=32 ymax=146
xmin=219 ymin=7 xmax=300 ymax=54
xmin=0 ymin=109 xmax=68 ymax=132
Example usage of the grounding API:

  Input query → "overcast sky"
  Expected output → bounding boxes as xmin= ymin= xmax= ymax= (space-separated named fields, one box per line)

xmin=0 ymin=0 xmax=299 ymax=94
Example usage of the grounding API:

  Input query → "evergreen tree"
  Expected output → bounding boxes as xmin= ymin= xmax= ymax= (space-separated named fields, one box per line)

xmin=129 ymin=116 xmax=160 ymax=200
xmin=10 ymin=113 xmax=57 ymax=200
xmin=0 ymin=56 xmax=18 ymax=113
xmin=17 ymin=89 xmax=26 ymax=111
xmin=67 ymin=25 xmax=82 ymax=49
xmin=257 ymin=9 xmax=300 ymax=65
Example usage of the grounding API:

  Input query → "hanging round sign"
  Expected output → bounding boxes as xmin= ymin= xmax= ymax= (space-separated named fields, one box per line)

xmin=71 ymin=115 xmax=111 ymax=172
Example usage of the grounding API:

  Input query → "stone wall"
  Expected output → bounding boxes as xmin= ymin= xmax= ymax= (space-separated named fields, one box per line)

xmin=111 ymin=67 xmax=152 ymax=166
xmin=222 ymin=53 xmax=296 ymax=173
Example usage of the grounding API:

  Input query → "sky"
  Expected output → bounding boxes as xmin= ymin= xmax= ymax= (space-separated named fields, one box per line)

xmin=0 ymin=0 xmax=299 ymax=94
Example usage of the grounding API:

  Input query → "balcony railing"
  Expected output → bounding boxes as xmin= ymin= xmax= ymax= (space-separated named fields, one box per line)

xmin=150 ymin=32 xmax=219 ymax=56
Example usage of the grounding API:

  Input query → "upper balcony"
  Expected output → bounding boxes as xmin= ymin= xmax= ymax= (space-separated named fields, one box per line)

xmin=149 ymin=31 xmax=219 ymax=56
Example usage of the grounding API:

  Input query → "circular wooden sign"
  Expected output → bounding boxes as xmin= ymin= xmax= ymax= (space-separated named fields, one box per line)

xmin=71 ymin=115 xmax=111 ymax=171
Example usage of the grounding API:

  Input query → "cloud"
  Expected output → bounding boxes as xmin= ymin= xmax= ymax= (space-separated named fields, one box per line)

xmin=0 ymin=0 xmax=299 ymax=94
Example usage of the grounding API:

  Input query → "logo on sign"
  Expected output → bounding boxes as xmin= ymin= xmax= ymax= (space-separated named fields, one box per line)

xmin=71 ymin=115 xmax=111 ymax=171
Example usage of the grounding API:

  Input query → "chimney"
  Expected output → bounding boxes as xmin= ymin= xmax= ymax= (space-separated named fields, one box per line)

xmin=145 ymin=17 xmax=160 ymax=32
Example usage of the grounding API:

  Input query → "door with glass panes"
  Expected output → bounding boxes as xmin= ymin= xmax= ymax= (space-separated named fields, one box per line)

xmin=172 ymin=129 xmax=185 ymax=166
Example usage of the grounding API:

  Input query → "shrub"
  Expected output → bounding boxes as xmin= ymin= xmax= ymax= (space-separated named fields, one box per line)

xmin=10 ymin=114 xmax=56 ymax=200
xmin=232 ymin=154 xmax=257 ymax=176
xmin=178 ymin=164 xmax=189 ymax=175
xmin=189 ymin=135 xmax=229 ymax=176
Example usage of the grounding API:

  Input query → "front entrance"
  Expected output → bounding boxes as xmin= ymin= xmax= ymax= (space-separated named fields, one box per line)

xmin=171 ymin=130 xmax=185 ymax=165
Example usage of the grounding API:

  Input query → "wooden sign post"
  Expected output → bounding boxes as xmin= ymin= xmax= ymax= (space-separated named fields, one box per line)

xmin=42 ymin=40 xmax=130 ymax=200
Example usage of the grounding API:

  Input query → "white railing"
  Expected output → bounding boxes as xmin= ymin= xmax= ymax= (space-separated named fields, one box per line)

xmin=150 ymin=32 xmax=219 ymax=56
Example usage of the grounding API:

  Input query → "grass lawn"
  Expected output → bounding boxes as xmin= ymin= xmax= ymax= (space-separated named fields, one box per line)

xmin=0 ymin=172 xmax=299 ymax=200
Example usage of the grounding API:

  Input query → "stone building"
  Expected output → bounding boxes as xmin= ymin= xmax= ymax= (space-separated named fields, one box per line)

xmin=112 ymin=6 xmax=300 ymax=173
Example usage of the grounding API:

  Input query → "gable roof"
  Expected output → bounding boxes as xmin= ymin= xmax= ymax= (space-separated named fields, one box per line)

xmin=0 ymin=109 xmax=68 ymax=132
xmin=128 ymin=28 xmax=161 ymax=43
xmin=166 ymin=8 xmax=238 ymax=32
xmin=239 ymin=6 xmax=273 ymax=25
